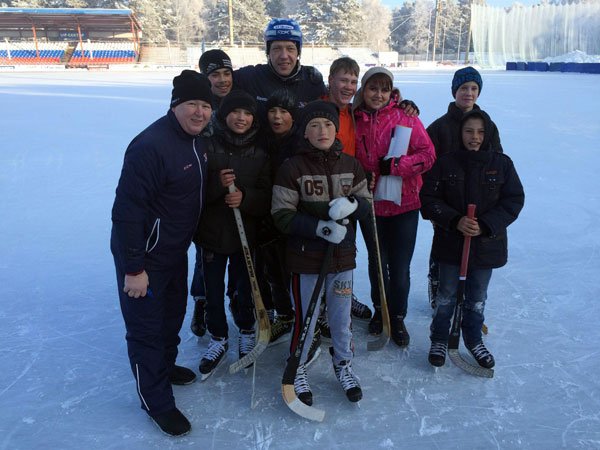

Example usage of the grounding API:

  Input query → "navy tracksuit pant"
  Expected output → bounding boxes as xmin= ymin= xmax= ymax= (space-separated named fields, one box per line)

xmin=115 ymin=255 xmax=188 ymax=416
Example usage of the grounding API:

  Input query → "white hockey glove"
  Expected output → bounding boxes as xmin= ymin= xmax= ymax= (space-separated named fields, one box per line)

xmin=328 ymin=196 xmax=358 ymax=221
xmin=316 ymin=219 xmax=348 ymax=244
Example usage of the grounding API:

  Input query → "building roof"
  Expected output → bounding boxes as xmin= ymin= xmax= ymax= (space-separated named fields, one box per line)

xmin=0 ymin=8 xmax=141 ymax=32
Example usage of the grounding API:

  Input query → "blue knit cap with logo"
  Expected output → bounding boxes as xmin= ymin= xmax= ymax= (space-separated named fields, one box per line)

xmin=451 ymin=66 xmax=483 ymax=98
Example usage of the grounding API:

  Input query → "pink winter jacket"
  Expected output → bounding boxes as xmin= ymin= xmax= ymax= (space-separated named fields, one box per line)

xmin=354 ymin=99 xmax=435 ymax=216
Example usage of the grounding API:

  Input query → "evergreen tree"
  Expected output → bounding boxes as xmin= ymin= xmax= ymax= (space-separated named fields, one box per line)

xmin=203 ymin=0 xmax=229 ymax=43
xmin=266 ymin=0 xmax=286 ymax=17
xmin=328 ymin=0 xmax=365 ymax=45
xmin=64 ymin=0 xmax=88 ymax=7
xmin=297 ymin=0 xmax=367 ymax=45
xmin=129 ymin=0 xmax=167 ymax=43
xmin=296 ymin=0 xmax=331 ymax=44
xmin=163 ymin=0 xmax=206 ymax=44
xmin=390 ymin=0 xmax=433 ymax=56
xmin=233 ymin=0 xmax=267 ymax=44
xmin=205 ymin=0 xmax=266 ymax=45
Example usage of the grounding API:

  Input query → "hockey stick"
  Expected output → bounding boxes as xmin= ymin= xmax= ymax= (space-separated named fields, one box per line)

xmin=448 ymin=204 xmax=494 ymax=378
xmin=367 ymin=200 xmax=391 ymax=351
xmin=281 ymin=243 xmax=334 ymax=422
xmin=227 ymin=184 xmax=271 ymax=374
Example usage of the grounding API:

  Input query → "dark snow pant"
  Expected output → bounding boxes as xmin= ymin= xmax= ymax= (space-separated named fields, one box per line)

xmin=256 ymin=238 xmax=293 ymax=318
xmin=376 ymin=209 xmax=419 ymax=318
xmin=203 ymin=250 xmax=255 ymax=338
xmin=190 ymin=242 xmax=206 ymax=299
xmin=358 ymin=208 xmax=382 ymax=309
xmin=430 ymin=263 xmax=492 ymax=346
xmin=115 ymin=255 xmax=188 ymax=416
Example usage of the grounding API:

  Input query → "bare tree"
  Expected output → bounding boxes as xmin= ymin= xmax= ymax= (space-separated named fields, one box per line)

xmin=362 ymin=0 xmax=392 ymax=51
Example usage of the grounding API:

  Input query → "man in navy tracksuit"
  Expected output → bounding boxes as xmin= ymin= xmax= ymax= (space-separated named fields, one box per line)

xmin=111 ymin=70 xmax=212 ymax=436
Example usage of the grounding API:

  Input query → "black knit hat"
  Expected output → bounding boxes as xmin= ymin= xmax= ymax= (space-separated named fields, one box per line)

xmin=266 ymin=88 xmax=297 ymax=119
xmin=199 ymin=49 xmax=233 ymax=76
xmin=452 ymin=66 xmax=483 ymax=97
xmin=217 ymin=90 xmax=257 ymax=122
xmin=299 ymin=100 xmax=339 ymax=133
xmin=170 ymin=70 xmax=212 ymax=107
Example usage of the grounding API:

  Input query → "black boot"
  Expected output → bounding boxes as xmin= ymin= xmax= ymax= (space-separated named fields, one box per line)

xmin=391 ymin=316 xmax=410 ymax=348
xmin=190 ymin=297 xmax=206 ymax=337
xmin=368 ymin=308 xmax=383 ymax=335
xmin=169 ymin=365 xmax=197 ymax=385
xmin=149 ymin=407 xmax=191 ymax=436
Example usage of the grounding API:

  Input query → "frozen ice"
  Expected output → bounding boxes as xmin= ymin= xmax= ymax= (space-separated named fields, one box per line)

xmin=1 ymin=68 xmax=599 ymax=449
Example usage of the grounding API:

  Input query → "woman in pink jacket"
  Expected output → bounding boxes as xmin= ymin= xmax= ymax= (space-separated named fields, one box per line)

xmin=353 ymin=67 xmax=435 ymax=348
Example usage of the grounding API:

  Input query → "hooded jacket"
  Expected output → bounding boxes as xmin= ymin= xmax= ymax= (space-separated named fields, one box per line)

xmin=111 ymin=109 xmax=208 ymax=274
xmin=427 ymin=102 xmax=503 ymax=157
xmin=271 ymin=139 xmax=371 ymax=274
xmin=354 ymin=91 xmax=436 ymax=217
xmin=420 ymin=110 xmax=525 ymax=269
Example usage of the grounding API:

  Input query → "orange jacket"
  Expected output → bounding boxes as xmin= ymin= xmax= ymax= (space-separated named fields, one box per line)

xmin=321 ymin=95 xmax=355 ymax=156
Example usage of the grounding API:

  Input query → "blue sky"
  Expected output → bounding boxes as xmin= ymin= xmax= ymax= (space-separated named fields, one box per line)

xmin=382 ymin=0 xmax=538 ymax=8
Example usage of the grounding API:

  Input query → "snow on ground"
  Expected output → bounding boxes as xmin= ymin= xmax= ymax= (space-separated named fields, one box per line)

xmin=0 ymin=68 xmax=599 ymax=450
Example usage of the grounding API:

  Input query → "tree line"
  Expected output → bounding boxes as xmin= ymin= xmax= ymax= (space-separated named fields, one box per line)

xmin=3 ymin=0 xmax=479 ymax=59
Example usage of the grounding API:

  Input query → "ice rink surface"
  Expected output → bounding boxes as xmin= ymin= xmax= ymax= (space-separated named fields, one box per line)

xmin=1 ymin=68 xmax=599 ymax=449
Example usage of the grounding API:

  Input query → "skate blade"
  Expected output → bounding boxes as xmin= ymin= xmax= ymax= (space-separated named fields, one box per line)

xmin=200 ymin=355 xmax=227 ymax=381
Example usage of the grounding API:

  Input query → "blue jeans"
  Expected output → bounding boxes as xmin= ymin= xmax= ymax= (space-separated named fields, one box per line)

xmin=358 ymin=208 xmax=381 ymax=309
xmin=203 ymin=250 xmax=254 ymax=338
xmin=192 ymin=243 xmax=235 ymax=301
xmin=376 ymin=210 xmax=419 ymax=318
xmin=430 ymin=263 xmax=493 ymax=346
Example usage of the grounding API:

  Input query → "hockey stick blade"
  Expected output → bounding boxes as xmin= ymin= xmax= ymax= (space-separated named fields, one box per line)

xmin=281 ymin=244 xmax=333 ymax=422
xmin=229 ymin=341 xmax=269 ymax=374
xmin=366 ymin=333 xmax=389 ymax=351
xmin=229 ymin=307 xmax=271 ymax=374
xmin=448 ymin=349 xmax=494 ymax=378
xmin=282 ymin=384 xmax=325 ymax=422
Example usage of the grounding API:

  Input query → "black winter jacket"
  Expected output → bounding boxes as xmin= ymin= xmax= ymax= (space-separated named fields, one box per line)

xmin=194 ymin=120 xmax=271 ymax=254
xmin=255 ymin=127 xmax=301 ymax=246
xmin=420 ymin=110 xmax=524 ymax=269
xmin=111 ymin=109 xmax=208 ymax=274
xmin=427 ymin=102 xmax=503 ymax=157
xmin=234 ymin=63 xmax=327 ymax=124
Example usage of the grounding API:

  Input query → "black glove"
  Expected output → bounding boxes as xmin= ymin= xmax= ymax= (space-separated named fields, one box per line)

xmin=399 ymin=99 xmax=420 ymax=116
xmin=379 ymin=158 xmax=393 ymax=176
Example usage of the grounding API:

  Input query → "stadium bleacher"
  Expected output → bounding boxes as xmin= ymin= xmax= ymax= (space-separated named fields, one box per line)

xmin=0 ymin=41 xmax=67 ymax=64
xmin=69 ymin=41 xmax=138 ymax=65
